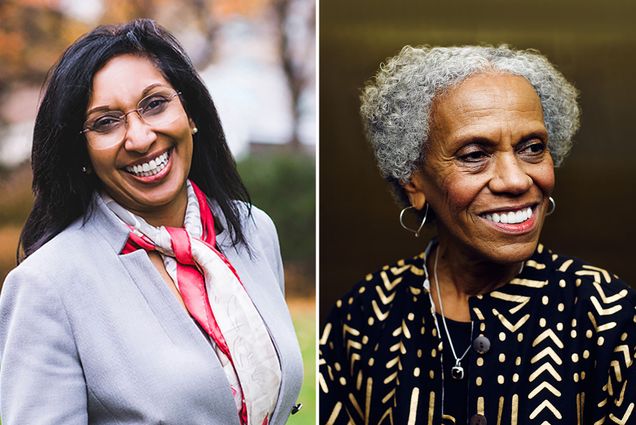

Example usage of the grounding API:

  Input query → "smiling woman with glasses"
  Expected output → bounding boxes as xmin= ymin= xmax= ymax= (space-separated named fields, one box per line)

xmin=0 ymin=19 xmax=302 ymax=425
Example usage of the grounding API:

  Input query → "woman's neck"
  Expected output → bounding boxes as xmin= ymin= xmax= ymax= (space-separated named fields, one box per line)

xmin=436 ymin=245 xmax=522 ymax=296
xmin=105 ymin=189 xmax=188 ymax=228
xmin=428 ymin=239 xmax=524 ymax=322
xmin=139 ymin=205 xmax=187 ymax=228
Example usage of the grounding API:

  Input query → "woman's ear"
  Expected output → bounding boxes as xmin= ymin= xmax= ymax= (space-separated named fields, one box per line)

xmin=402 ymin=171 xmax=427 ymax=210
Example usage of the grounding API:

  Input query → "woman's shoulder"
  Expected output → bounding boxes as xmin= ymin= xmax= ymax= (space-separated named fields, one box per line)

xmin=529 ymin=245 xmax=636 ymax=330
xmin=14 ymin=220 xmax=88 ymax=265
xmin=4 ymin=215 xmax=118 ymax=293
xmin=324 ymin=252 xmax=426 ymax=326
xmin=211 ymin=200 xmax=277 ymax=239
xmin=233 ymin=202 xmax=279 ymax=251
xmin=245 ymin=203 xmax=277 ymax=234
xmin=2 ymin=225 xmax=82 ymax=306
xmin=538 ymin=245 xmax=634 ymax=301
xmin=358 ymin=252 xmax=426 ymax=296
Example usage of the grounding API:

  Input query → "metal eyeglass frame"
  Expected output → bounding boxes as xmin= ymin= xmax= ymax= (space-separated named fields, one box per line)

xmin=79 ymin=91 xmax=182 ymax=139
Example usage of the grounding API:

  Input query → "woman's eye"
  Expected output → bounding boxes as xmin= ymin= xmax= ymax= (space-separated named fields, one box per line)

xmin=520 ymin=141 xmax=546 ymax=155
xmin=92 ymin=115 xmax=121 ymax=132
xmin=141 ymin=96 xmax=168 ymax=115
xmin=458 ymin=150 xmax=487 ymax=162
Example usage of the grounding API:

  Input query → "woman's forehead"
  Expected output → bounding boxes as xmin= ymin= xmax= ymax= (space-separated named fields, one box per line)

xmin=430 ymin=73 xmax=545 ymax=143
xmin=435 ymin=73 xmax=540 ymax=113
xmin=88 ymin=54 xmax=171 ymax=108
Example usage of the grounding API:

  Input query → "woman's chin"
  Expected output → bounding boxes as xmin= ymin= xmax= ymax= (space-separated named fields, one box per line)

xmin=480 ymin=240 xmax=540 ymax=265
xmin=439 ymin=219 xmax=544 ymax=266
xmin=474 ymin=214 xmax=546 ymax=264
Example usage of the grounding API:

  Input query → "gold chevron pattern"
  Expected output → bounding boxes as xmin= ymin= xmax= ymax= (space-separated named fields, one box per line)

xmin=379 ymin=314 xmax=410 ymax=419
xmin=532 ymin=329 xmax=565 ymax=349
xmin=528 ymin=381 xmax=562 ymax=398
xmin=489 ymin=291 xmax=531 ymax=314
xmin=530 ymin=399 xmax=563 ymax=420
xmin=520 ymin=258 xmax=565 ymax=424
xmin=320 ymin=245 xmax=636 ymax=424
xmin=530 ymin=346 xmax=563 ymax=366
xmin=492 ymin=309 xmax=530 ymax=333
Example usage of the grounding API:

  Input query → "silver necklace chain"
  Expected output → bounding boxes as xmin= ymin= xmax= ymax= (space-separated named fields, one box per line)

xmin=433 ymin=247 xmax=474 ymax=379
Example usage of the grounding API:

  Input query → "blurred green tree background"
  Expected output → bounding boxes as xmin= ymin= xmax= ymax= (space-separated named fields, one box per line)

xmin=239 ymin=153 xmax=315 ymax=295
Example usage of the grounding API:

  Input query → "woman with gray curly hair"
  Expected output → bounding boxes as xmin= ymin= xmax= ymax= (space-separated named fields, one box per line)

xmin=319 ymin=45 xmax=636 ymax=425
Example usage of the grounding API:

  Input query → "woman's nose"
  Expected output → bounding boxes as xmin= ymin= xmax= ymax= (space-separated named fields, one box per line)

xmin=122 ymin=112 xmax=156 ymax=152
xmin=488 ymin=154 xmax=533 ymax=195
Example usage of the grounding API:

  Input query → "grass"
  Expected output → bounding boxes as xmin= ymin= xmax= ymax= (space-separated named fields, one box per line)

xmin=287 ymin=297 xmax=316 ymax=425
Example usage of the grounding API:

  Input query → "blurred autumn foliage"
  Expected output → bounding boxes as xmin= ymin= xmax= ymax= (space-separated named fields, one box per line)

xmin=0 ymin=0 xmax=271 ymax=92
xmin=0 ymin=0 xmax=315 ymax=126
xmin=0 ymin=2 xmax=86 ymax=94
xmin=0 ymin=164 xmax=31 ymax=283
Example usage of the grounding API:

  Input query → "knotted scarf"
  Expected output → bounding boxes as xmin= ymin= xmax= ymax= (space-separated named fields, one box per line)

xmin=102 ymin=180 xmax=281 ymax=425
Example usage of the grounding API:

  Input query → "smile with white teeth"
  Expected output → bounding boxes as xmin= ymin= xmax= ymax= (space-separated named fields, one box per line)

xmin=483 ymin=207 xmax=533 ymax=225
xmin=125 ymin=151 xmax=170 ymax=177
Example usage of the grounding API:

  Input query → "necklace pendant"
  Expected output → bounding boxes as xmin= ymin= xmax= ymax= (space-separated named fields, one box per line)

xmin=451 ymin=363 xmax=465 ymax=380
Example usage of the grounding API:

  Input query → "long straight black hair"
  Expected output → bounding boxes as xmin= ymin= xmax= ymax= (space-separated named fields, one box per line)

xmin=19 ymin=19 xmax=251 ymax=261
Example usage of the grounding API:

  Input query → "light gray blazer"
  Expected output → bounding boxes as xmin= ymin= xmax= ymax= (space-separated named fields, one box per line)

xmin=0 ymin=195 xmax=303 ymax=424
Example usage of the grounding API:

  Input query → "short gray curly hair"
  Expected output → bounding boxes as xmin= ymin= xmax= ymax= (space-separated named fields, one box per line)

xmin=360 ymin=45 xmax=580 ymax=186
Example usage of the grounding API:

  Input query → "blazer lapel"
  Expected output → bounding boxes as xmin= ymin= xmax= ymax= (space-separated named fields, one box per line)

xmin=84 ymin=195 xmax=241 ymax=423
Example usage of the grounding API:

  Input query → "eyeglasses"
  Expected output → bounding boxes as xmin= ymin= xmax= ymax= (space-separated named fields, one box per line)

xmin=81 ymin=90 xmax=183 ymax=149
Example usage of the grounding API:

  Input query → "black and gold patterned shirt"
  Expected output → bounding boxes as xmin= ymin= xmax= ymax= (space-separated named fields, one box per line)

xmin=319 ymin=243 xmax=636 ymax=424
